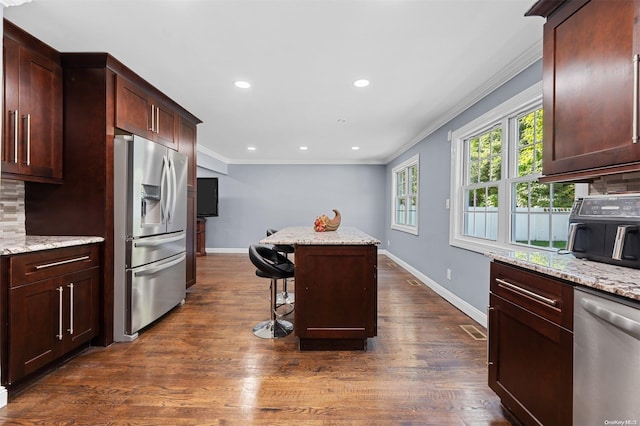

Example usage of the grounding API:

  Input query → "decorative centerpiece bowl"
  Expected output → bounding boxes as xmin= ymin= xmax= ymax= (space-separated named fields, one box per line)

xmin=313 ymin=209 xmax=341 ymax=232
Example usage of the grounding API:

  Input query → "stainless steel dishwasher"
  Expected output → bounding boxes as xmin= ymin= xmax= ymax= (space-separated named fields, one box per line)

xmin=574 ymin=287 xmax=640 ymax=425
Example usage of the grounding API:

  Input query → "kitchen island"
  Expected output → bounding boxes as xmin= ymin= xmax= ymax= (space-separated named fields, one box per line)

xmin=261 ymin=226 xmax=380 ymax=350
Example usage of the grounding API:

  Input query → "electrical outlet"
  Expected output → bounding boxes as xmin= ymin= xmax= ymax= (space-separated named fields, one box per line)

xmin=387 ymin=240 xmax=391 ymax=246
xmin=446 ymin=268 xmax=452 ymax=280
xmin=445 ymin=198 xmax=450 ymax=209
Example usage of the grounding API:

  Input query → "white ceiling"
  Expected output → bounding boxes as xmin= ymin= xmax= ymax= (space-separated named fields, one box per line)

xmin=5 ymin=0 xmax=544 ymax=165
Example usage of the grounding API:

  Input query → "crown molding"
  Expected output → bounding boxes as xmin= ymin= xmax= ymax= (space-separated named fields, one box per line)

xmin=1 ymin=0 xmax=31 ymax=7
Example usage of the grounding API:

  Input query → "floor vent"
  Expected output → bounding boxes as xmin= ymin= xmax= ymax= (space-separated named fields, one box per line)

xmin=406 ymin=279 xmax=421 ymax=286
xmin=460 ymin=324 xmax=487 ymax=340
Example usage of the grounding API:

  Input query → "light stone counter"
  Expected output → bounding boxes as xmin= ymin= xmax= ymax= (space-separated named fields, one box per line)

xmin=260 ymin=226 xmax=380 ymax=246
xmin=487 ymin=250 xmax=640 ymax=303
xmin=0 ymin=235 xmax=104 ymax=256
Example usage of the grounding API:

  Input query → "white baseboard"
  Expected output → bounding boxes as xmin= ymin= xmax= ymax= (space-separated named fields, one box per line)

xmin=205 ymin=247 xmax=487 ymax=328
xmin=0 ymin=386 xmax=7 ymax=408
xmin=382 ymin=250 xmax=487 ymax=328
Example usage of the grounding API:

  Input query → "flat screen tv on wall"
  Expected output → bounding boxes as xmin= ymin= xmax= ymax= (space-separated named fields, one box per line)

xmin=197 ymin=177 xmax=218 ymax=217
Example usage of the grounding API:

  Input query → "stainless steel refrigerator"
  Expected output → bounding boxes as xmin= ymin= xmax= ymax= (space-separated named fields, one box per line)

xmin=113 ymin=135 xmax=187 ymax=342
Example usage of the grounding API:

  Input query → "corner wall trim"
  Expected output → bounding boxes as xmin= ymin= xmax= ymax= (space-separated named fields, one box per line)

xmin=382 ymin=250 xmax=487 ymax=327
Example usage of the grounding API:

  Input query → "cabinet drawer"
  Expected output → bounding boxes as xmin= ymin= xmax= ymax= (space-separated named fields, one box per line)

xmin=490 ymin=261 xmax=573 ymax=330
xmin=9 ymin=244 xmax=100 ymax=287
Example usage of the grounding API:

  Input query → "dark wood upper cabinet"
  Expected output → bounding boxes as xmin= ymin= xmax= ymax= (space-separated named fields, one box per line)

xmin=527 ymin=0 xmax=640 ymax=182
xmin=2 ymin=20 xmax=63 ymax=183
xmin=116 ymin=75 xmax=178 ymax=150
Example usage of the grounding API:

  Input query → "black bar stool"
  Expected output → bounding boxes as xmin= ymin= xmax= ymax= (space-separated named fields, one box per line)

xmin=248 ymin=244 xmax=294 ymax=339
xmin=266 ymin=229 xmax=295 ymax=312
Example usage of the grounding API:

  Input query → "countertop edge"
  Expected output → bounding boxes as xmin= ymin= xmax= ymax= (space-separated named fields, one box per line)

xmin=486 ymin=251 xmax=640 ymax=303
xmin=1 ymin=236 xmax=105 ymax=256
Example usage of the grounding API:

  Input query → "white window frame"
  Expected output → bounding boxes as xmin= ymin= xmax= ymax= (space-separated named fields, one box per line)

xmin=449 ymin=83 xmax=544 ymax=254
xmin=391 ymin=154 xmax=419 ymax=235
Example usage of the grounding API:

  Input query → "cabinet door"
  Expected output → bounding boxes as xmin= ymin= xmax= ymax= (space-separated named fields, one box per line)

xmin=8 ymin=278 xmax=63 ymax=383
xmin=2 ymin=36 xmax=62 ymax=181
xmin=2 ymin=36 xmax=20 ymax=175
xmin=488 ymin=293 xmax=573 ymax=426
xmin=64 ymin=268 xmax=100 ymax=352
xmin=115 ymin=76 xmax=152 ymax=138
xmin=154 ymin=101 xmax=177 ymax=149
xmin=294 ymin=245 xmax=377 ymax=340
xmin=542 ymin=0 xmax=640 ymax=178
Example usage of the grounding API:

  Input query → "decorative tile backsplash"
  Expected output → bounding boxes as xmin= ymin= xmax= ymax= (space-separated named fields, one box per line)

xmin=0 ymin=179 xmax=26 ymax=239
xmin=590 ymin=171 xmax=640 ymax=195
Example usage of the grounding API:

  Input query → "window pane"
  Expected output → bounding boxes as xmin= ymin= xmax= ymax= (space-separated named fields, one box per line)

xmin=513 ymin=211 xmax=529 ymax=245
xmin=514 ymin=182 xmax=529 ymax=209
xmin=409 ymin=165 xmax=418 ymax=196
xmin=487 ymin=186 xmax=499 ymax=208
xmin=468 ymin=160 xmax=479 ymax=184
xmin=531 ymin=182 xmax=550 ymax=208
xmin=408 ymin=196 xmax=417 ymax=226
xmin=552 ymin=183 xmax=575 ymax=209
xmin=517 ymin=145 xmax=534 ymax=177
xmin=396 ymin=198 xmax=406 ymax=225
xmin=396 ymin=170 xmax=406 ymax=196
xmin=518 ymin=111 xmax=535 ymax=147
xmin=530 ymin=213 xmax=550 ymax=248
xmin=490 ymin=154 xmax=501 ymax=181
xmin=491 ymin=128 xmax=502 ymax=155
xmin=486 ymin=211 xmax=498 ymax=240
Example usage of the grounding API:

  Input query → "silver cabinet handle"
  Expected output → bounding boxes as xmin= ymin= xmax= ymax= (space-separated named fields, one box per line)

xmin=612 ymin=225 xmax=638 ymax=260
xmin=566 ymin=222 xmax=584 ymax=252
xmin=67 ymin=283 xmax=74 ymax=335
xmin=156 ymin=106 xmax=160 ymax=134
xmin=56 ymin=286 xmax=64 ymax=340
xmin=149 ymin=104 xmax=155 ymax=132
xmin=25 ymin=113 xmax=31 ymax=165
xmin=12 ymin=110 xmax=19 ymax=163
xmin=496 ymin=278 xmax=558 ymax=307
xmin=35 ymin=255 xmax=90 ymax=270
xmin=634 ymin=54 xmax=639 ymax=144
xmin=581 ymin=298 xmax=640 ymax=340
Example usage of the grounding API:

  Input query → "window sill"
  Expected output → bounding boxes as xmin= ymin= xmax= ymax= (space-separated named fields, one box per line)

xmin=449 ymin=235 xmax=559 ymax=257
xmin=391 ymin=224 xmax=419 ymax=236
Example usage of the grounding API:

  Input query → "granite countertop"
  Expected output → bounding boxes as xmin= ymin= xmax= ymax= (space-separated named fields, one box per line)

xmin=487 ymin=250 xmax=640 ymax=303
xmin=260 ymin=226 xmax=381 ymax=246
xmin=0 ymin=235 xmax=104 ymax=256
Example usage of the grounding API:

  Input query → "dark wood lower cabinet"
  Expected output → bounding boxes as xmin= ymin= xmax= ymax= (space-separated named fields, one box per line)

xmin=4 ymin=244 xmax=101 ymax=385
xmin=294 ymin=244 xmax=377 ymax=350
xmin=488 ymin=261 xmax=573 ymax=426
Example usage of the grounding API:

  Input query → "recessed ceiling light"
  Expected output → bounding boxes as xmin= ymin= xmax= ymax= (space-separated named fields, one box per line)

xmin=299 ymin=146 xmax=308 ymax=151
xmin=353 ymin=79 xmax=370 ymax=88
xmin=247 ymin=146 xmax=256 ymax=151
xmin=234 ymin=80 xmax=251 ymax=89
xmin=352 ymin=146 xmax=360 ymax=150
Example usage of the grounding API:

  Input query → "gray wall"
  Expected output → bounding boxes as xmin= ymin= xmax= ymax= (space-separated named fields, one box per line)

xmin=384 ymin=59 xmax=543 ymax=314
xmin=199 ymin=164 xmax=386 ymax=250
xmin=197 ymin=59 xmax=542 ymax=317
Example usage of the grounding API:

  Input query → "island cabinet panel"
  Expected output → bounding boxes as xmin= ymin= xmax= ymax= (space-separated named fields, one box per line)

xmin=2 ymin=20 xmax=62 ymax=183
xmin=488 ymin=261 xmax=573 ymax=426
xmin=294 ymin=245 xmax=377 ymax=350
xmin=530 ymin=0 xmax=640 ymax=181
xmin=5 ymin=244 xmax=101 ymax=385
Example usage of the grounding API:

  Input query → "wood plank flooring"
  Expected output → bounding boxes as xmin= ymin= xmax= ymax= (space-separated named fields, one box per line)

xmin=0 ymin=254 xmax=512 ymax=425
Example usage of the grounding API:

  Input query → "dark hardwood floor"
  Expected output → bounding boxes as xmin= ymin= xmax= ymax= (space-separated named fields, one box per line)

xmin=0 ymin=254 xmax=511 ymax=425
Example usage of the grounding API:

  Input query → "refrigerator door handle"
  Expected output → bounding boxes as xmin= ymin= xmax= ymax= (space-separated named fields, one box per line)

xmin=134 ymin=233 xmax=186 ymax=247
xmin=160 ymin=155 xmax=169 ymax=224
xmin=169 ymin=157 xmax=178 ymax=224
xmin=134 ymin=254 xmax=186 ymax=277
